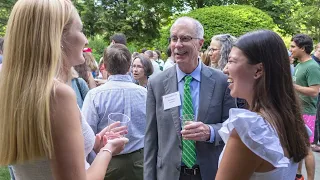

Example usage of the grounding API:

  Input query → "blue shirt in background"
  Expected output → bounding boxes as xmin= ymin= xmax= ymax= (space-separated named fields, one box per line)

xmin=176 ymin=61 xmax=215 ymax=143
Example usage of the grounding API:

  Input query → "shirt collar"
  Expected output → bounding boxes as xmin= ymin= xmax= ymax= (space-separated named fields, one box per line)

xmin=176 ymin=59 xmax=202 ymax=82
xmin=108 ymin=74 xmax=132 ymax=82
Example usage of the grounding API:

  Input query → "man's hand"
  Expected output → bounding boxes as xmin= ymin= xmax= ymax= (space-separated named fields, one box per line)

xmin=181 ymin=121 xmax=211 ymax=141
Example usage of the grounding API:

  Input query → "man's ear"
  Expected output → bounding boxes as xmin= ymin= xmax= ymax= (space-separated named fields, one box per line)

xmin=254 ymin=63 xmax=263 ymax=79
xmin=198 ymin=39 xmax=204 ymax=51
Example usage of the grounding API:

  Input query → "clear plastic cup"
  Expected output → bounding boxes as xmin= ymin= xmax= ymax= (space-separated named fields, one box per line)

xmin=107 ymin=113 xmax=130 ymax=137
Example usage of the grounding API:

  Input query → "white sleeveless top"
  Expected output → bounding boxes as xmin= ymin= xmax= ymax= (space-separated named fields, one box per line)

xmin=218 ymin=108 xmax=298 ymax=180
xmin=11 ymin=110 xmax=95 ymax=180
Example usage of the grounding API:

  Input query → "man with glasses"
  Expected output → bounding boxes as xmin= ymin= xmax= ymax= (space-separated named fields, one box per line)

xmin=144 ymin=17 xmax=235 ymax=180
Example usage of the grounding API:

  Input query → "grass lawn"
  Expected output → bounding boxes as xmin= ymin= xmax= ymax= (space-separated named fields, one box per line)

xmin=0 ymin=167 xmax=10 ymax=180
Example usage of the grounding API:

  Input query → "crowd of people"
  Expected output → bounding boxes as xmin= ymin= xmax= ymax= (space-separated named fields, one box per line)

xmin=0 ymin=0 xmax=319 ymax=180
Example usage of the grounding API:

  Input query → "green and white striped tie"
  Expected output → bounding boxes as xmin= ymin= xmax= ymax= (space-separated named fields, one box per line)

xmin=182 ymin=75 xmax=196 ymax=168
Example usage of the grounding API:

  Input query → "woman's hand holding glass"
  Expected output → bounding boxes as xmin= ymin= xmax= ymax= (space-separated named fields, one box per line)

xmin=102 ymin=137 xmax=129 ymax=156
xmin=93 ymin=121 xmax=128 ymax=153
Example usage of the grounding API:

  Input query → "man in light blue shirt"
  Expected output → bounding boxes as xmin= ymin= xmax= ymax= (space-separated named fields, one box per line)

xmin=176 ymin=59 xmax=215 ymax=142
xmin=82 ymin=44 xmax=146 ymax=180
xmin=144 ymin=17 xmax=235 ymax=180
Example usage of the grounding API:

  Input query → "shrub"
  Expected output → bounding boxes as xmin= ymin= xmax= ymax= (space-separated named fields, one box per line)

xmin=88 ymin=35 xmax=108 ymax=62
xmin=156 ymin=5 xmax=276 ymax=50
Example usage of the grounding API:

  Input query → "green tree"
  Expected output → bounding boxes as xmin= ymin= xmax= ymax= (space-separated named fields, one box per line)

xmin=74 ymin=0 xmax=172 ymax=48
xmin=0 ymin=0 xmax=16 ymax=36
xmin=156 ymin=0 xmax=299 ymax=35
xmin=155 ymin=5 xmax=276 ymax=51
xmin=293 ymin=0 xmax=320 ymax=41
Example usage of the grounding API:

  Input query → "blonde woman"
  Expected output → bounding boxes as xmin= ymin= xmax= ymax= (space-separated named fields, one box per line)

xmin=0 ymin=0 xmax=128 ymax=179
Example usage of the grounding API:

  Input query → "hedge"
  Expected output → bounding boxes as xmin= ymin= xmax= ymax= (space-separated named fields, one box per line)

xmin=155 ymin=5 xmax=276 ymax=51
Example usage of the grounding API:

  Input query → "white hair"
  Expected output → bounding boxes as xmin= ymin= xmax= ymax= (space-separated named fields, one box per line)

xmin=170 ymin=16 xmax=204 ymax=39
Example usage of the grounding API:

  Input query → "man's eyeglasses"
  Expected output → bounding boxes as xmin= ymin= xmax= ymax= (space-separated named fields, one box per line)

xmin=168 ymin=36 xmax=200 ymax=43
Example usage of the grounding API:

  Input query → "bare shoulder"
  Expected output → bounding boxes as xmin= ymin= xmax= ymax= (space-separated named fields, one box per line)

xmin=216 ymin=129 xmax=263 ymax=180
xmin=50 ymin=81 xmax=79 ymax=125
xmin=52 ymin=81 xmax=77 ymax=103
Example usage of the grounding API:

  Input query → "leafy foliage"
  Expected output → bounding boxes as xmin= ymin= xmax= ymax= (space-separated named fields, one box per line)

xmin=292 ymin=0 xmax=320 ymax=41
xmin=87 ymin=35 xmax=108 ymax=62
xmin=0 ymin=0 xmax=16 ymax=37
xmin=74 ymin=0 xmax=172 ymax=47
xmin=155 ymin=5 xmax=276 ymax=50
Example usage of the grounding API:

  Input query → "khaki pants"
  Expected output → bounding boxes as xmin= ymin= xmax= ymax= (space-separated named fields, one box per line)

xmin=105 ymin=148 xmax=143 ymax=180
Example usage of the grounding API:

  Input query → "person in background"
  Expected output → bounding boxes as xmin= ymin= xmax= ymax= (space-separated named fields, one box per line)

xmin=288 ymin=51 xmax=295 ymax=76
xmin=312 ymin=43 xmax=320 ymax=65
xmin=290 ymin=34 xmax=320 ymax=180
xmin=163 ymin=46 xmax=175 ymax=70
xmin=311 ymin=43 xmax=320 ymax=152
xmin=153 ymin=50 xmax=164 ymax=71
xmin=70 ymin=67 xmax=89 ymax=109
xmin=132 ymin=52 xmax=140 ymax=58
xmin=144 ymin=50 xmax=161 ymax=78
xmin=132 ymin=54 xmax=154 ymax=88
xmin=208 ymin=34 xmax=236 ymax=70
xmin=98 ymin=58 xmax=108 ymax=79
xmin=217 ymin=29 xmax=309 ymax=180
xmin=141 ymin=48 xmax=147 ymax=54
xmin=110 ymin=33 xmax=127 ymax=46
xmin=83 ymin=47 xmax=99 ymax=78
xmin=83 ymin=44 xmax=146 ymax=180
xmin=144 ymin=16 xmax=235 ymax=180
xmin=201 ymin=49 xmax=211 ymax=66
xmin=74 ymin=61 xmax=97 ymax=89
xmin=0 ymin=0 xmax=128 ymax=179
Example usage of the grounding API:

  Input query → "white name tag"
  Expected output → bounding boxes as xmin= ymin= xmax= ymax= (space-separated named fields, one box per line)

xmin=163 ymin=91 xmax=181 ymax=110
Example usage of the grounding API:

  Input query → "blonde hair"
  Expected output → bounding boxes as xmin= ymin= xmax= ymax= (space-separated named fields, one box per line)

xmin=84 ymin=52 xmax=98 ymax=71
xmin=0 ymin=0 xmax=76 ymax=165
xmin=201 ymin=50 xmax=211 ymax=66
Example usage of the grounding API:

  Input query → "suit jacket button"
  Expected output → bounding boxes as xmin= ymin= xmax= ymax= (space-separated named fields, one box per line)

xmin=176 ymin=165 xmax=181 ymax=171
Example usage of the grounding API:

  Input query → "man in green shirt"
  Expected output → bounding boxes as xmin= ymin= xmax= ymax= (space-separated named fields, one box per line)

xmin=291 ymin=34 xmax=320 ymax=180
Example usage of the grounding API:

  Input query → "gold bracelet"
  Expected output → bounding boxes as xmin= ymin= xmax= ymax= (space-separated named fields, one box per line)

xmin=102 ymin=148 xmax=112 ymax=155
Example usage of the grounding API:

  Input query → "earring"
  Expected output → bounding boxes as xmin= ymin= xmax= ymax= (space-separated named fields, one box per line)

xmin=61 ymin=45 xmax=64 ymax=48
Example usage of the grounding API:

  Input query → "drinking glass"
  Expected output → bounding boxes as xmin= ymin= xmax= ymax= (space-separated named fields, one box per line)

xmin=107 ymin=113 xmax=130 ymax=137
xmin=179 ymin=114 xmax=195 ymax=129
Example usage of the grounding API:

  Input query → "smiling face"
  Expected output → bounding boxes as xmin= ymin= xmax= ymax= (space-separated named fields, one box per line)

xmin=170 ymin=20 xmax=204 ymax=73
xmin=63 ymin=13 xmax=88 ymax=67
xmin=132 ymin=58 xmax=145 ymax=81
xmin=223 ymin=47 xmax=260 ymax=101
xmin=208 ymin=39 xmax=221 ymax=65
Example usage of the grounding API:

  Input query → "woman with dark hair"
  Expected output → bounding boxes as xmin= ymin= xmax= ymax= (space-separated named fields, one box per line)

xmin=216 ymin=30 xmax=309 ymax=180
xmin=132 ymin=54 xmax=153 ymax=88
xmin=74 ymin=62 xmax=97 ymax=89
xmin=208 ymin=34 xmax=236 ymax=70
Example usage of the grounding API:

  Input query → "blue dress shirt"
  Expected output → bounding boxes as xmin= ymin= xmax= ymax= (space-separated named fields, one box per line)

xmin=176 ymin=61 xmax=215 ymax=143
xmin=82 ymin=75 xmax=147 ymax=154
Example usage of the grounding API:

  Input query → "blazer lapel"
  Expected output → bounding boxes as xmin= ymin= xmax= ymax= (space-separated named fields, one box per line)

xmin=198 ymin=65 xmax=215 ymax=123
xmin=163 ymin=66 xmax=182 ymax=141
